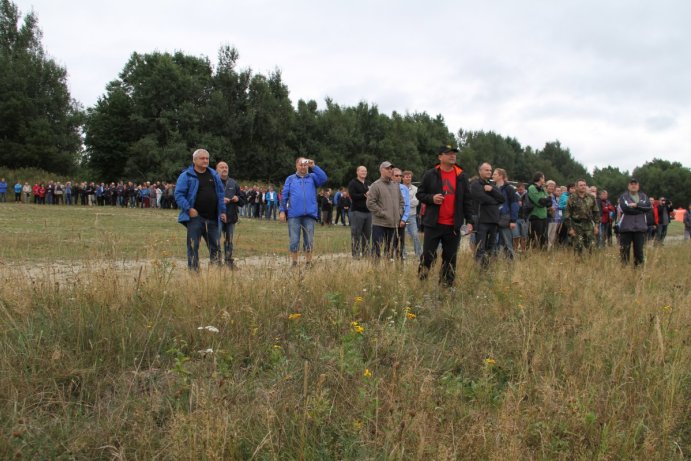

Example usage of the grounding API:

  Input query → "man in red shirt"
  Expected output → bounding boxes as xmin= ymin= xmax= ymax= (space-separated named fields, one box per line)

xmin=416 ymin=145 xmax=474 ymax=287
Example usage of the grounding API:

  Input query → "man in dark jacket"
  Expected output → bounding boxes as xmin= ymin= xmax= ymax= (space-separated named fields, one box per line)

xmin=347 ymin=166 xmax=372 ymax=258
xmin=216 ymin=161 xmax=247 ymax=269
xmin=470 ymin=162 xmax=505 ymax=268
xmin=617 ymin=178 xmax=651 ymax=266
xmin=416 ymin=145 xmax=474 ymax=287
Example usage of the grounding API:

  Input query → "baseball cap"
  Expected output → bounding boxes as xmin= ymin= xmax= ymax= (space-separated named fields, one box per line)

xmin=380 ymin=161 xmax=395 ymax=169
xmin=437 ymin=144 xmax=460 ymax=155
xmin=628 ymin=177 xmax=639 ymax=184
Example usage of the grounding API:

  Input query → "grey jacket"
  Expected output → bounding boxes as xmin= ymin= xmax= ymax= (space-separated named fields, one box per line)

xmin=367 ymin=178 xmax=404 ymax=228
xmin=618 ymin=191 xmax=651 ymax=233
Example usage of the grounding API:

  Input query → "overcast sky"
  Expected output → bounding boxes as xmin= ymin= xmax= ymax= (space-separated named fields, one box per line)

xmin=15 ymin=0 xmax=690 ymax=172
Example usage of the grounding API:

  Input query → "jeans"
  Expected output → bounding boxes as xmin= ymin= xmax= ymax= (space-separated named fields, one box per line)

xmin=405 ymin=217 xmax=422 ymax=257
xmin=221 ymin=222 xmax=236 ymax=264
xmin=350 ymin=210 xmax=372 ymax=258
xmin=265 ymin=203 xmax=277 ymax=220
xmin=288 ymin=216 xmax=316 ymax=253
xmin=496 ymin=226 xmax=515 ymax=259
xmin=184 ymin=216 xmax=221 ymax=270
xmin=418 ymin=224 xmax=462 ymax=286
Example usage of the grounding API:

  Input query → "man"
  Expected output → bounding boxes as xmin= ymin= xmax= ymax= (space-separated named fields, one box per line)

xmin=0 ymin=178 xmax=6 ymax=202
xmin=216 ymin=161 xmax=247 ymax=269
xmin=416 ymin=145 xmax=474 ymax=287
xmin=340 ymin=190 xmax=351 ymax=226
xmin=493 ymin=168 xmax=518 ymax=260
xmin=545 ymin=180 xmax=561 ymax=249
xmin=14 ymin=181 xmax=22 ymax=202
xmin=175 ymin=148 xmax=227 ymax=271
xmin=402 ymin=170 xmax=422 ymax=258
xmin=513 ymin=183 xmax=529 ymax=253
xmin=333 ymin=188 xmax=343 ymax=225
xmin=684 ymin=204 xmax=691 ymax=240
xmin=366 ymin=162 xmax=405 ymax=260
xmin=470 ymin=163 xmax=505 ymax=267
xmin=526 ymin=172 xmax=551 ymax=249
xmin=264 ymin=185 xmax=278 ymax=220
xmin=320 ymin=188 xmax=334 ymax=225
xmin=279 ymin=157 xmax=328 ymax=267
xmin=655 ymin=197 xmax=673 ymax=244
xmin=598 ymin=190 xmax=616 ymax=247
xmin=617 ymin=178 xmax=651 ymax=266
xmin=392 ymin=168 xmax=410 ymax=260
xmin=22 ymin=182 xmax=31 ymax=203
xmin=347 ymin=166 xmax=372 ymax=258
xmin=563 ymin=179 xmax=600 ymax=255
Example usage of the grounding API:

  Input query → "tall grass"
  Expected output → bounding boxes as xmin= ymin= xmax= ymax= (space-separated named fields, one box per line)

xmin=1 ymin=241 xmax=689 ymax=459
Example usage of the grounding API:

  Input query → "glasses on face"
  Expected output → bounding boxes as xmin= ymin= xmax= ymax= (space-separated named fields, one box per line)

xmin=394 ymin=174 xmax=402 ymax=177
xmin=384 ymin=166 xmax=394 ymax=170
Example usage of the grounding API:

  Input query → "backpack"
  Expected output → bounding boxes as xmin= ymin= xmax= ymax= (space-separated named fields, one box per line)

xmin=520 ymin=190 xmax=534 ymax=218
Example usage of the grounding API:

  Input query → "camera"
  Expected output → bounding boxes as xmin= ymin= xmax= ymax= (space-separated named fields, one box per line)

xmin=301 ymin=159 xmax=310 ymax=165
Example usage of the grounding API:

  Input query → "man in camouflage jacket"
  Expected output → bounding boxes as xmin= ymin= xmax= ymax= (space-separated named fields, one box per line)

xmin=563 ymin=179 xmax=600 ymax=254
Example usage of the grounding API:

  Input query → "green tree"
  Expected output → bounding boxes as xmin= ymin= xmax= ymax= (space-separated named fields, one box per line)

xmin=632 ymin=159 xmax=690 ymax=207
xmin=592 ymin=166 xmax=629 ymax=200
xmin=0 ymin=0 xmax=82 ymax=174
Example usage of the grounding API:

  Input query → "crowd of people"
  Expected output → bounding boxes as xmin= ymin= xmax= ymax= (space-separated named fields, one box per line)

xmin=2 ymin=147 xmax=689 ymax=281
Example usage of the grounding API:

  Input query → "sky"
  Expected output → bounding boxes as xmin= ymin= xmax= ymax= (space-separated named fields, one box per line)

xmin=14 ymin=0 xmax=690 ymax=173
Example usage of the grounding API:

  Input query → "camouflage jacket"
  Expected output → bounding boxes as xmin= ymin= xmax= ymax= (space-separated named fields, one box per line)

xmin=564 ymin=193 xmax=599 ymax=228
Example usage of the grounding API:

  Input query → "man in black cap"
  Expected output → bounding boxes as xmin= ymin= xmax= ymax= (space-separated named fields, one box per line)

xmin=416 ymin=145 xmax=474 ymax=286
xmin=617 ymin=178 xmax=651 ymax=266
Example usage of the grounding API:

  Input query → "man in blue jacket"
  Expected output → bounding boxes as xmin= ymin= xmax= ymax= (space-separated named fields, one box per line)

xmin=175 ymin=149 xmax=227 ymax=271
xmin=279 ymin=157 xmax=328 ymax=267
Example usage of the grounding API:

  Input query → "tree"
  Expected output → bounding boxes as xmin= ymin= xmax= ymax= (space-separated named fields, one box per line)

xmin=592 ymin=166 xmax=629 ymax=200
xmin=0 ymin=0 xmax=82 ymax=174
xmin=632 ymin=159 xmax=690 ymax=208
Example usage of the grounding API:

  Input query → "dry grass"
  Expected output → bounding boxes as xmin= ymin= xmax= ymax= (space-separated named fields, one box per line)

xmin=0 ymin=203 xmax=689 ymax=459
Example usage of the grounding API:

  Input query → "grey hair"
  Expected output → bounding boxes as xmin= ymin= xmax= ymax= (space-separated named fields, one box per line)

xmin=192 ymin=149 xmax=209 ymax=160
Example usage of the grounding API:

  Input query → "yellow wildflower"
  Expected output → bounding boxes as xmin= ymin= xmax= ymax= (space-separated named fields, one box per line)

xmin=288 ymin=313 xmax=302 ymax=320
xmin=354 ymin=296 xmax=364 ymax=303
xmin=406 ymin=312 xmax=417 ymax=320
xmin=272 ymin=344 xmax=282 ymax=350
xmin=484 ymin=357 xmax=496 ymax=366
xmin=363 ymin=368 xmax=372 ymax=378
xmin=661 ymin=305 xmax=672 ymax=313
xmin=352 ymin=419 xmax=363 ymax=431
xmin=354 ymin=325 xmax=365 ymax=334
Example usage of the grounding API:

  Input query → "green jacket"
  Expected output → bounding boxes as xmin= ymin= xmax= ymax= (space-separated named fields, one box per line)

xmin=528 ymin=184 xmax=549 ymax=219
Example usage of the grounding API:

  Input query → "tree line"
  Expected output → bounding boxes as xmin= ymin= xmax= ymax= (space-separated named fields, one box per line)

xmin=1 ymin=0 xmax=689 ymax=207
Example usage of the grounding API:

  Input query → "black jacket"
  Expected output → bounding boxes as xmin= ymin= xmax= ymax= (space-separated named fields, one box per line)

xmin=416 ymin=164 xmax=474 ymax=231
xmin=470 ymin=179 xmax=505 ymax=224
xmin=348 ymin=178 xmax=371 ymax=213
xmin=222 ymin=177 xmax=247 ymax=224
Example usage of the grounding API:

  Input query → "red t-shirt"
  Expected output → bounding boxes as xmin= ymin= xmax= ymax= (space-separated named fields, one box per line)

xmin=438 ymin=168 xmax=457 ymax=225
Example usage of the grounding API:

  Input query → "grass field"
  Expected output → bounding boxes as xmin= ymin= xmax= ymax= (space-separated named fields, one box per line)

xmin=0 ymin=203 xmax=689 ymax=460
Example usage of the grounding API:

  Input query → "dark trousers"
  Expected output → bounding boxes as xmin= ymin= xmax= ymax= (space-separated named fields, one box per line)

xmin=350 ymin=210 xmax=372 ymax=257
xmin=183 ymin=216 xmax=221 ymax=270
xmin=620 ymin=231 xmax=645 ymax=266
xmin=221 ymin=222 xmax=236 ymax=265
xmin=418 ymin=224 xmax=462 ymax=286
xmin=392 ymin=225 xmax=405 ymax=260
xmin=475 ymin=222 xmax=499 ymax=267
xmin=372 ymin=225 xmax=396 ymax=259
xmin=529 ymin=217 xmax=548 ymax=249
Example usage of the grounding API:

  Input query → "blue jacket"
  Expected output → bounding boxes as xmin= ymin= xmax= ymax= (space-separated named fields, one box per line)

xmin=499 ymin=184 xmax=519 ymax=223
xmin=175 ymin=165 xmax=226 ymax=224
xmin=279 ymin=166 xmax=328 ymax=219
xmin=399 ymin=183 xmax=410 ymax=223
